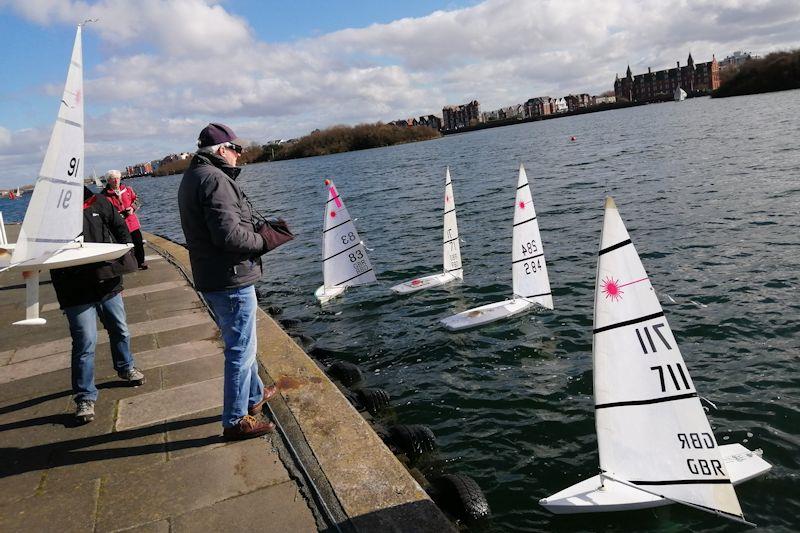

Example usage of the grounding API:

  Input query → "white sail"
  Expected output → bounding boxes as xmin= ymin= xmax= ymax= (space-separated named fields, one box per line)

xmin=12 ymin=25 xmax=85 ymax=265
xmin=390 ymin=167 xmax=463 ymax=295
xmin=511 ymin=164 xmax=552 ymax=309
xmin=321 ymin=179 xmax=376 ymax=290
xmin=442 ymin=167 xmax=463 ymax=279
xmin=592 ymin=196 xmax=744 ymax=521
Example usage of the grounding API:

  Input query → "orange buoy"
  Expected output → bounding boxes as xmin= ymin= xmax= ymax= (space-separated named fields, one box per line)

xmin=324 ymin=179 xmax=331 ymax=185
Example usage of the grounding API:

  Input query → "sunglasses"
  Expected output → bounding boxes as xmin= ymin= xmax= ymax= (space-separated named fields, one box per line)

xmin=225 ymin=142 xmax=243 ymax=154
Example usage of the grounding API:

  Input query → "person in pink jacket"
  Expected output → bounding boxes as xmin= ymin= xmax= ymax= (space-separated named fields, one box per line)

xmin=103 ymin=170 xmax=147 ymax=269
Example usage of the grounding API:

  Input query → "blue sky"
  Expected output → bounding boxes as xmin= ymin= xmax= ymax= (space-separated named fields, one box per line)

xmin=1 ymin=0 xmax=798 ymax=188
xmin=0 ymin=1 xmax=475 ymax=131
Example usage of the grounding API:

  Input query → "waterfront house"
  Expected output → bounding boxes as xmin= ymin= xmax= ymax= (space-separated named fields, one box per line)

xmin=442 ymin=100 xmax=481 ymax=131
xmin=565 ymin=93 xmax=592 ymax=111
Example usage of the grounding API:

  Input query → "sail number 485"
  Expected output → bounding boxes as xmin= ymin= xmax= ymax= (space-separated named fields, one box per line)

xmin=520 ymin=240 xmax=538 ymax=255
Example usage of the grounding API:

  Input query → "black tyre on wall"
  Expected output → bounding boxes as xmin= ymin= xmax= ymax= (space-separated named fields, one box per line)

xmin=388 ymin=424 xmax=437 ymax=458
xmin=431 ymin=473 xmax=490 ymax=521
xmin=327 ymin=361 xmax=363 ymax=387
xmin=356 ymin=387 xmax=390 ymax=414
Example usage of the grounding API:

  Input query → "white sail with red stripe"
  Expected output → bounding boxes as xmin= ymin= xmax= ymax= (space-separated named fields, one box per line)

xmin=316 ymin=179 xmax=376 ymax=303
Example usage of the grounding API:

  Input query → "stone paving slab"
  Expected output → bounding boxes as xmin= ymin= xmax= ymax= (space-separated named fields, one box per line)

xmin=95 ymin=438 xmax=289 ymax=532
xmin=40 ymin=280 xmax=187 ymax=313
xmin=116 ymin=376 xmax=224 ymax=431
xmin=0 ymin=478 xmax=100 ymax=533
xmin=134 ymin=339 xmax=221 ymax=371
xmin=0 ymin=350 xmax=70 ymax=384
xmin=171 ymin=481 xmax=318 ymax=532
xmin=5 ymin=310 xmax=212 ymax=366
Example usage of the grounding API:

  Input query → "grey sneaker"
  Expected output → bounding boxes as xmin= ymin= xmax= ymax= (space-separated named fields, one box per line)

xmin=75 ymin=400 xmax=95 ymax=423
xmin=118 ymin=367 xmax=145 ymax=386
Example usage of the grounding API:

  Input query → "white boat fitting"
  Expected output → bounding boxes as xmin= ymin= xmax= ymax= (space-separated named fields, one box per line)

xmin=2 ymin=22 xmax=131 ymax=326
xmin=440 ymin=164 xmax=553 ymax=331
xmin=314 ymin=179 xmax=377 ymax=303
xmin=539 ymin=197 xmax=770 ymax=526
xmin=391 ymin=167 xmax=463 ymax=294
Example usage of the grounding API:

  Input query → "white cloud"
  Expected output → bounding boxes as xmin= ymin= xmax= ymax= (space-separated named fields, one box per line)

xmin=2 ymin=0 xmax=799 ymax=187
xmin=0 ymin=126 xmax=11 ymax=147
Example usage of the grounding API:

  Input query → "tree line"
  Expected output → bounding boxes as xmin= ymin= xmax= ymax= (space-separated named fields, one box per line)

xmin=713 ymin=49 xmax=800 ymax=98
xmin=152 ymin=122 xmax=441 ymax=177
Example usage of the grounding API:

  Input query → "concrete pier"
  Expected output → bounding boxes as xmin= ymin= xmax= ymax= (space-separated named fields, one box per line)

xmin=0 ymin=227 xmax=453 ymax=532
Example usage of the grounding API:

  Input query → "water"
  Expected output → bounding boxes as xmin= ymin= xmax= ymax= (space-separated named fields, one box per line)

xmin=4 ymin=91 xmax=798 ymax=531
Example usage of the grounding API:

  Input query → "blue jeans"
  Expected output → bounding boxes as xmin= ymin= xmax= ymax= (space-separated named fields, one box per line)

xmin=64 ymin=292 xmax=134 ymax=403
xmin=202 ymin=285 xmax=264 ymax=428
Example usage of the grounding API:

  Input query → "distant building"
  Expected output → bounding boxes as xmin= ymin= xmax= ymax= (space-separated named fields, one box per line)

xmin=593 ymin=94 xmax=616 ymax=105
xmin=442 ymin=100 xmax=481 ymax=131
xmin=524 ymin=97 xmax=553 ymax=118
xmin=482 ymin=104 xmax=523 ymax=123
xmin=553 ymin=97 xmax=568 ymax=113
xmin=719 ymin=50 xmax=757 ymax=71
xmin=418 ymin=115 xmax=442 ymax=130
xmin=390 ymin=118 xmax=418 ymax=127
xmin=565 ymin=94 xmax=592 ymax=111
xmin=614 ymin=53 xmax=720 ymax=102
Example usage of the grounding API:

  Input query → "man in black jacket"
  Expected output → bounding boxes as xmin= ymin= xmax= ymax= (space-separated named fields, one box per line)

xmin=51 ymin=187 xmax=145 ymax=423
xmin=178 ymin=123 xmax=277 ymax=440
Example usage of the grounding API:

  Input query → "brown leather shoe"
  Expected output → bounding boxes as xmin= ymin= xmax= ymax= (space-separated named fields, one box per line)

xmin=248 ymin=385 xmax=278 ymax=416
xmin=222 ymin=415 xmax=275 ymax=440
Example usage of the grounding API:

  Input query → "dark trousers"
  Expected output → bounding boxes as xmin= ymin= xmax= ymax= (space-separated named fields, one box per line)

xmin=130 ymin=229 xmax=145 ymax=267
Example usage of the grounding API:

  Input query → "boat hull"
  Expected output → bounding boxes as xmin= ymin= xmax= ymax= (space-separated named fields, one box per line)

xmin=440 ymin=298 xmax=534 ymax=331
xmin=539 ymin=444 xmax=771 ymax=514
xmin=390 ymin=272 xmax=460 ymax=294
xmin=315 ymin=284 xmax=346 ymax=304
xmin=8 ymin=242 xmax=132 ymax=271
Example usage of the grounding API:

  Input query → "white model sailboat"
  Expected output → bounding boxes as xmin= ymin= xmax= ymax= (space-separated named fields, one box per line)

xmin=440 ymin=164 xmax=552 ymax=331
xmin=539 ymin=197 xmax=770 ymax=524
xmin=314 ymin=179 xmax=377 ymax=303
xmin=674 ymin=87 xmax=687 ymax=101
xmin=0 ymin=23 xmax=132 ymax=325
xmin=92 ymin=169 xmax=105 ymax=189
xmin=391 ymin=167 xmax=463 ymax=294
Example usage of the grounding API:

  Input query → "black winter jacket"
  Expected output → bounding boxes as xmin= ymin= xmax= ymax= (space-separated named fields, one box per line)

xmin=177 ymin=153 xmax=266 ymax=292
xmin=51 ymin=188 xmax=133 ymax=309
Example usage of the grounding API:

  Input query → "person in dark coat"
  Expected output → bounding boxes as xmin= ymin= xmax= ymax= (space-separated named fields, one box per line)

xmin=178 ymin=123 xmax=278 ymax=440
xmin=51 ymin=187 xmax=145 ymax=423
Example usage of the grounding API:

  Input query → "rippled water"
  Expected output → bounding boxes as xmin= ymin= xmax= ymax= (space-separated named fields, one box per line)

xmin=3 ymin=90 xmax=798 ymax=531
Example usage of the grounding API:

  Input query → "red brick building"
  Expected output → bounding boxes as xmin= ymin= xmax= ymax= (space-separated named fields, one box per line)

xmin=615 ymin=54 xmax=720 ymax=102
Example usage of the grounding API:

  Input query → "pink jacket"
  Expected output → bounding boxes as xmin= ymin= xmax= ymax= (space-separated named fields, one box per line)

xmin=102 ymin=185 xmax=141 ymax=232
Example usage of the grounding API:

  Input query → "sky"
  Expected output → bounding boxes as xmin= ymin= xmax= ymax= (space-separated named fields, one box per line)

xmin=1 ymin=0 xmax=799 ymax=188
